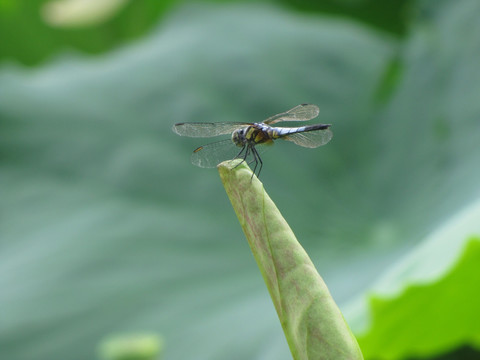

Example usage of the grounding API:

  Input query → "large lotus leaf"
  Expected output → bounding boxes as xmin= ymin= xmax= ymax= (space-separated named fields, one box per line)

xmin=1 ymin=1 xmax=479 ymax=360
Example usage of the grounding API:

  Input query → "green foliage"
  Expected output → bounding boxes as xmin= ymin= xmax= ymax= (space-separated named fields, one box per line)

xmin=278 ymin=0 xmax=414 ymax=35
xmin=219 ymin=161 xmax=363 ymax=359
xmin=1 ymin=0 xmax=480 ymax=359
xmin=0 ymin=0 xmax=174 ymax=65
xmin=359 ymin=237 xmax=480 ymax=360
xmin=355 ymin=197 xmax=480 ymax=358
xmin=0 ymin=0 xmax=412 ymax=66
xmin=98 ymin=333 xmax=163 ymax=360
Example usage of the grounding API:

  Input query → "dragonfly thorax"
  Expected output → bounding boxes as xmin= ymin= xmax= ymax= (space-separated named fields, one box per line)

xmin=232 ymin=124 xmax=272 ymax=148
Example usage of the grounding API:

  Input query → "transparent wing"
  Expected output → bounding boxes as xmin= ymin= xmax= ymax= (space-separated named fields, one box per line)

xmin=191 ymin=139 xmax=244 ymax=168
xmin=282 ymin=128 xmax=333 ymax=148
xmin=172 ymin=122 xmax=250 ymax=138
xmin=264 ymin=104 xmax=320 ymax=124
xmin=191 ymin=139 xmax=272 ymax=168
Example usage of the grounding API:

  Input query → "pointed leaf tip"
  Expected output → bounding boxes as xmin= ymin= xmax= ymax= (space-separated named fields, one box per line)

xmin=218 ymin=161 xmax=363 ymax=360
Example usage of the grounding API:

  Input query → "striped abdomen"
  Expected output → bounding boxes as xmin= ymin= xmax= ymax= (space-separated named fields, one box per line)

xmin=265 ymin=124 xmax=330 ymax=139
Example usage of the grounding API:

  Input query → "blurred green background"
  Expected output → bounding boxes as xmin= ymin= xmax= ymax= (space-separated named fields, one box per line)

xmin=1 ymin=0 xmax=480 ymax=359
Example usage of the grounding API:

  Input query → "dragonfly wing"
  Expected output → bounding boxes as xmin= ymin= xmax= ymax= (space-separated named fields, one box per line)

xmin=282 ymin=128 xmax=333 ymax=148
xmin=264 ymin=104 xmax=320 ymax=124
xmin=191 ymin=139 xmax=243 ymax=168
xmin=173 ymin=122 xmax=250 ymax=138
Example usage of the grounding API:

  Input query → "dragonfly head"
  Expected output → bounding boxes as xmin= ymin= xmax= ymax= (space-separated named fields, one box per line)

xmin=232 ymin=128 xmax=247 ymax=147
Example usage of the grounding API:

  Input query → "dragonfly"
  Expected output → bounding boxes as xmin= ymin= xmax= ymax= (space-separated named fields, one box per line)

xmin=172 ymin=104 xmax=333 ymax=177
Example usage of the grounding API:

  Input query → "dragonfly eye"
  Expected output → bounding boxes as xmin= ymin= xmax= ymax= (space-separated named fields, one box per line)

xmin=232 ymin=128 xmax=246 ymax=146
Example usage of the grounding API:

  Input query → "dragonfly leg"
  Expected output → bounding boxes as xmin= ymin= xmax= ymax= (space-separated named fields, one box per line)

xmin=247 ymin=151 xmax=256 ymax=166
xmin=234 ymin=145 xmax=246 ymax=160
xmin=232 ymin=145 xmax=248 ymax=169
xmin=251 ymin=146 xmax=263 ymax=178
xmin=250 ymin=147 xmax=259 ymax=177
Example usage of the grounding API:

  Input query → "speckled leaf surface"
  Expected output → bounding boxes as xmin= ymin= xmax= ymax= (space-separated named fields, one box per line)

xmin=219 ymin=161 xmax=362 ymax=359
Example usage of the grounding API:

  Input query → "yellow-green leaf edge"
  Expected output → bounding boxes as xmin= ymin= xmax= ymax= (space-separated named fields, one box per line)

xmin=358 ymin=236 xmax=480 ymax=359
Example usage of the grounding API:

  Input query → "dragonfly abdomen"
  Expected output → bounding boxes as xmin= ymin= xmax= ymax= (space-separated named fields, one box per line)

xmin=269 ymin=124 xmax=330 ymax=139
